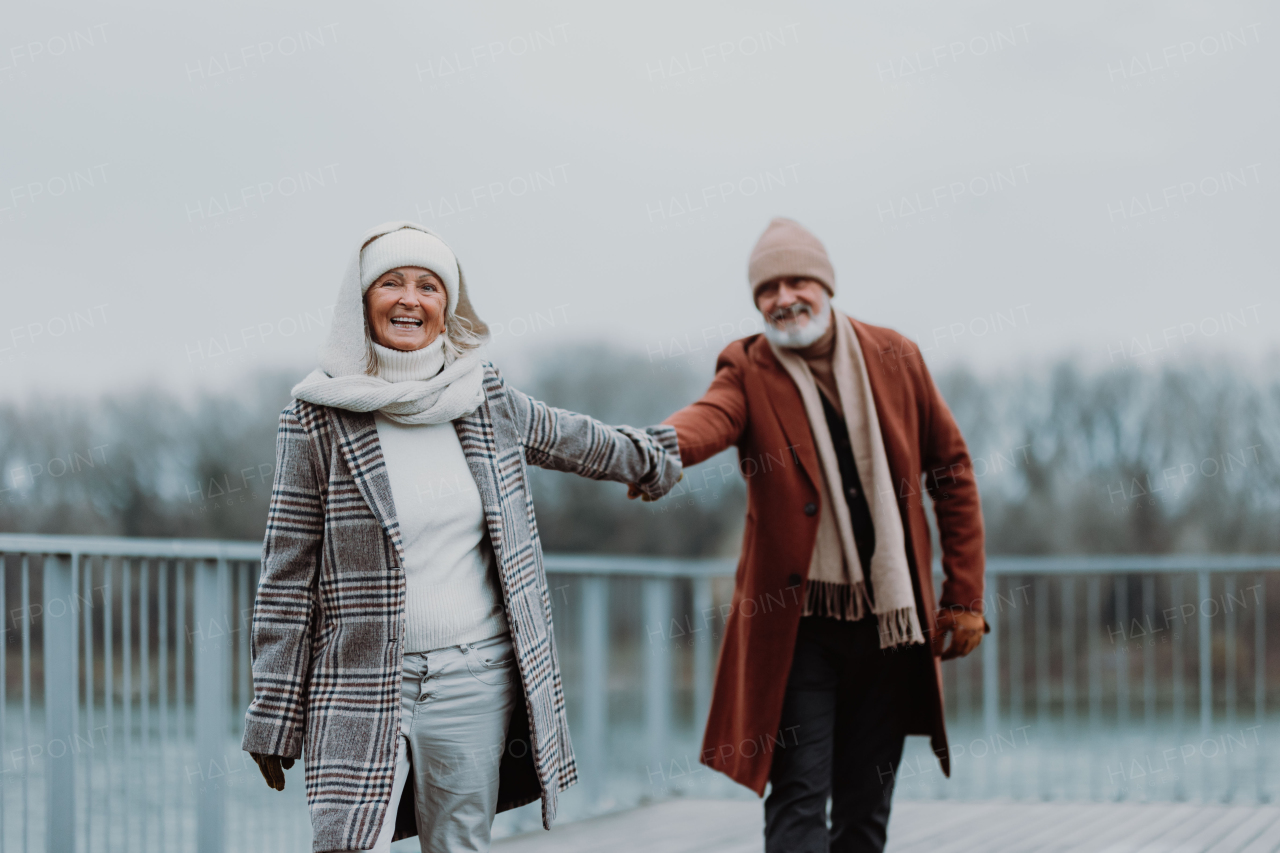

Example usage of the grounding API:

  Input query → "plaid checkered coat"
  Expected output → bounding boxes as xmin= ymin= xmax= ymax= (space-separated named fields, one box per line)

xmin=242 ymin=363 xmax=682 ymax=852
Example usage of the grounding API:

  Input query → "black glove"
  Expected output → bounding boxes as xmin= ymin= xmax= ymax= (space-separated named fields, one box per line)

xmin=251 ymin=753 xmax=295 ymax=791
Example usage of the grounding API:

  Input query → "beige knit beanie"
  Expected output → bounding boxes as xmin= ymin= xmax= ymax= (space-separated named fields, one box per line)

xmin=747 ymin=217 xmax=836 ymax=297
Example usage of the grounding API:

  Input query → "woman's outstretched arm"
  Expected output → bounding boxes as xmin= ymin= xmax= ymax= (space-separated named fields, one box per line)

xmin=502 ymin=379 xmax=683 ymax=500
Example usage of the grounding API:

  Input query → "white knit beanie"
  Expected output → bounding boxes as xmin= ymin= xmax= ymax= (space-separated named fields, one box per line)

xmin=359 ymin=228 xmax=460 ymax=315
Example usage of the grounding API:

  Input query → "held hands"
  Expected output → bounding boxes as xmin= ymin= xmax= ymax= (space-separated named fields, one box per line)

xmin=931 ymin=609 xmax=985 ymax=660
xmin=626 ymin=472 xmax=683 ymax=502
xmin=251 ymin=753 xmax=295 ymax=791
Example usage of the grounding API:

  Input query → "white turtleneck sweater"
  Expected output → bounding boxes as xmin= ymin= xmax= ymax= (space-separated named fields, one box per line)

xmin=371 ymin=339 xmax=509 ymax=652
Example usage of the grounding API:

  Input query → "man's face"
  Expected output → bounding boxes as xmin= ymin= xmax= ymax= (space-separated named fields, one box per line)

xmin=754 ymin=277 xmax=829 ymax=332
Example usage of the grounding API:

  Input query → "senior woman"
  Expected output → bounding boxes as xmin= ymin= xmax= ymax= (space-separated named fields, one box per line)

xmin=241 ymin=221 xmax=682 ymax=853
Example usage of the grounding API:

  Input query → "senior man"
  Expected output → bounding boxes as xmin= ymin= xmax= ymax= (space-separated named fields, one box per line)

xmin=644 ymin=218 xmax=987 ymax=852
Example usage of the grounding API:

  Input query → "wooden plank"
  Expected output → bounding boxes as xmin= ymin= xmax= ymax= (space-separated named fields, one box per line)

xmin=1237 ymin=810 xmax=1280 ymax=853
xmin=1070 ymin=803 xmax=1205 ymax=851
xmin=1128 ymin=805 xmax=1234 ymax=851
xmin=907 ymin=802 xmax=1083 ymax=853
xmin=1001 ymin=801 xmax=1161 ymax=852
xmin=887 ymin=800 xmax=1013 ymax=848
xmin=1022 ymin=802 xmax=1152 ymax=851
xmin=1142 ymin=806 xmax=1252 ymax=852
xmin=976 ymin=802 xmax=1098 ymax=853
xmin=1203 ymin=808 xmax=1280 ymax=853
xmin=495 ymin=799 xmax=1280 ymax=853
xmin=494 ymin=800 xmax=761 ymax=853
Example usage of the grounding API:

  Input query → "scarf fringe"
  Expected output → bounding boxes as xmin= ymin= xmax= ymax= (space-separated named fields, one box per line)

xmin=876 ymin=605 xmax=925 ymax=649
xmin=803 ymin=581 xmax=925 ymax=649
xmin=804 ymin=579 xmax=866 ymax=621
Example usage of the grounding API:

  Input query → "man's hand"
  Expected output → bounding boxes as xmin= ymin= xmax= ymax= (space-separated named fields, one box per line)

xmin=251 ymin=753 xmax=295 ymax=791
xmin=932 ymin=609 xmax=985 ymax=660
xmin=626 ymin=472 xmax=682 ymax=502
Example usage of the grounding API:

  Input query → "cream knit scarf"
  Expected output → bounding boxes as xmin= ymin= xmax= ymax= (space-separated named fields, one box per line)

xmin=290 ymin=221 xmax=485 ymax=425
xmin=768 ymin=308 xmax=925 ymax=648
xmin=291 ymin=345 xmax=484 ymax=425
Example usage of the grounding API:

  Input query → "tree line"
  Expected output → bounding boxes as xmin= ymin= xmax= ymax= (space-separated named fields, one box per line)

xmin=1 ymin=343 xmax=1276 ymax=556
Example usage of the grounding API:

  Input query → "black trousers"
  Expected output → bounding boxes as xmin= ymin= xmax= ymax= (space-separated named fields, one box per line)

xmin=764 ymin=615 xmax=910 ymax=853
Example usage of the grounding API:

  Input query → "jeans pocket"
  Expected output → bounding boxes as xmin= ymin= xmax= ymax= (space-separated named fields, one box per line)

xmin=465 ymin=639 xmax=516 ymax=686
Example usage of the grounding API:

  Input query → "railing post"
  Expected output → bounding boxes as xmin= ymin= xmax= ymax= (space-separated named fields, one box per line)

xmin=44 ymin=553 xmax=77 ymax=853
xmin=195 ymin=556 xmax=229 ymax=853
xmin=1034 ymin=576 xmax=1049 ymax=800
xmin=1008 ymin=575 xmax=1023 ymax=731
xmin=982 ymin=576 xmax=999 ymax=798
xmin=1256 ymin=574 xmax=1267 ymax=803
xmin=158 ymin=559 xmax=169 ymax=852
xmin=693 ymin=577 xmax=714 ymax=732
xmin=643 ymin=577 xmax=672 ymax=792
xmin=580 ymin=575 xmax=608 ymax=807
xmin=1225 ymin=574 xmax=1238 ymax=802
xmin=1198 ymin=569 xmax=1212 ymax=800
xmin=0 ymin=553 xmax=6 ymax=849
xmin=1007 ymin=574 xmax=1024 ymax=799
xmin=1172 ymin=573 xmax=1185 ymax=800
xmin=1116 ymin=575 xmax=1128 ymax=729
xmin=1143 ymin=575 xmax=1156 ymax=727
xmin=1199 ymin=570 xmax=1212 ymax=739
xmin=103 ymin=557 xmax=115 ymax=847
xmin=982 ymin=576 xmax=999 ymax=736
xmin=1061 ymin=577 xmax=1076 ymax=794
xmin=1087 ymin=575 xmax=1101 ymax=800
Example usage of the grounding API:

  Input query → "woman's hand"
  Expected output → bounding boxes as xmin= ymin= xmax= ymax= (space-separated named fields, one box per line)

xmin=251 ymin=753 xmax=295 ymax=791
xmin=627 ymin=472 xmax=682 ymax=502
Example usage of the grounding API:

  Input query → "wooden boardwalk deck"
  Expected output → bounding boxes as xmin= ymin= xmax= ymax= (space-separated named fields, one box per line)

xmin=494 ymin=798 xmax=1280 ymax=853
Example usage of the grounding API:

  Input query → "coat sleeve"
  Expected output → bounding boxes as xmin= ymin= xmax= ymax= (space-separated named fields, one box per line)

xmin=916 ymin=357 xmax=986 ymax=615
xmin=662 ymin=352 xmax=749 ymax=467
xmin=503 ymin=382 xmax=683 ymax=500
xmin=241 ymin=404 xmax=323 ymax=759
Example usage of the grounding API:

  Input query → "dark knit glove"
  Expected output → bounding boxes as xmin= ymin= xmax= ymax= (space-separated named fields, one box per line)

xmin=251 ymin=753 xmax=295 ymax=791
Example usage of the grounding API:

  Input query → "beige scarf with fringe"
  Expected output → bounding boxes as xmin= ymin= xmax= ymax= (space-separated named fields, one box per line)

xmin=768 ymin=308 xmax=925 ymax=649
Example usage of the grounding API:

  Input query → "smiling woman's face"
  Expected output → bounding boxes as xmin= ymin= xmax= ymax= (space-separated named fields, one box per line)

xmin=364 ymin=266 xmax=448 ymax=351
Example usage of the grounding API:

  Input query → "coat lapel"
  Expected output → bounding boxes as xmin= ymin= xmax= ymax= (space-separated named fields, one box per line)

xmin=330 ymin=408 xmax=406 ymax=565
xmin=454 ymin=397 xmax=505 ymax=568
xmin=749 ymin=337 xmax=822 ymax=491
xmin=852 ymin=319 xmax=916 ymax=503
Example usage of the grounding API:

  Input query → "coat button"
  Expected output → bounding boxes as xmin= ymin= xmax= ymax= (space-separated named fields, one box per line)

xmin=847 ymin=486 xmax=859 ymax=498
xmin=787 ymin=573 xmax=802 ymax=587
xmin=803 ymin=502 xmax=817 ymax=516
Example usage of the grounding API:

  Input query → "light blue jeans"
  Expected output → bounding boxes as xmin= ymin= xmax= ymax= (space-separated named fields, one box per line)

xmin=364 ymin=633 xmax=519 ymax=853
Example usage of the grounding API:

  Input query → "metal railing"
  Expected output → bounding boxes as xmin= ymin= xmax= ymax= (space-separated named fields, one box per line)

xmin=942 ymin=556 xmax=1278 ymax=806
xmin=2 ymin=535 xmax=1278 ymax=852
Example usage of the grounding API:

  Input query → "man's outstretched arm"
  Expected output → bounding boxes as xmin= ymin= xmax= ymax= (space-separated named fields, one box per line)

xmin=662 ymin=358 xmax=749 ymax=467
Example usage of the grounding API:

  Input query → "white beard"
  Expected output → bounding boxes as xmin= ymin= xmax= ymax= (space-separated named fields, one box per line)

xmin=761 ymin=298 xmax=832 ymax=348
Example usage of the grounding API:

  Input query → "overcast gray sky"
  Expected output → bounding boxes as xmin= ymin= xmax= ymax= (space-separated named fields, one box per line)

xmin=2 ymin=0 xmax=1275 ymax=398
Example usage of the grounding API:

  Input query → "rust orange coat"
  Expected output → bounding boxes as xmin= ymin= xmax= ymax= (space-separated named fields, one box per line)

xmin=664 ymin=316 xmax=986 ymax=794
